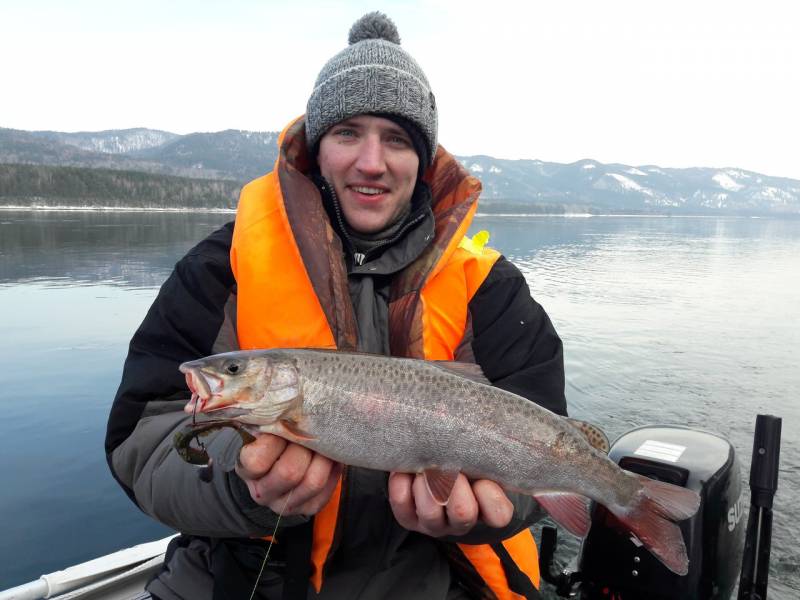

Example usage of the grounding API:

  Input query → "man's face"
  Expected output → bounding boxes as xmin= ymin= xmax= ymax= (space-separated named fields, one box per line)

xmin=317 ymin=114 xmax=420 ymax=234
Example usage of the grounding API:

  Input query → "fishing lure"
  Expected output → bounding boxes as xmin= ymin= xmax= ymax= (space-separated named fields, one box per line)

xmin=173 ymin=395 xmax=256 ymax=482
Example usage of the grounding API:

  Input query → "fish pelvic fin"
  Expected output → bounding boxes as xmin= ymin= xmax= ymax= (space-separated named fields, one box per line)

xmin=566 ymin=418 xmax=610 ymax=454
xmin=613 ymin=474 xmax=701 ymax=575
xmin=423 ymin=468 xmax=461 ymax=505
xmin=533 ymin=492 xmax=592 ymax=537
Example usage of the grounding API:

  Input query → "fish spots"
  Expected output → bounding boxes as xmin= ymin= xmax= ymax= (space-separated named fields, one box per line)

xmin=550 ymin=431 xmax=578 ymax=460
xmin=567 ymin=419 xmax=610 ymax=454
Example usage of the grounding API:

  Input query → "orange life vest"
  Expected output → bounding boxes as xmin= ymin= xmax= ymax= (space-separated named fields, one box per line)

xmin=230 ymin=117 xmax=540 ymax=599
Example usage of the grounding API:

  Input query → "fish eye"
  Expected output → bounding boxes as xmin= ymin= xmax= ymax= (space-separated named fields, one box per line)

xmin=224 ymin=360 xmax=243 ymax=375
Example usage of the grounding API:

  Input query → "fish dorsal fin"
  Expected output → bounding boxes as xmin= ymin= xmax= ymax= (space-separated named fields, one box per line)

xmin=431 ymin=361 xmax=491 ymax=385
xmin=423 ymin=468 xmax=461 ymax=505
xmin=567 ymin=418 xmax=610 ymax=454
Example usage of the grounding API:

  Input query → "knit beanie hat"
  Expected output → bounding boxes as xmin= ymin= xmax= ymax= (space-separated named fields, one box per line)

xmin=305 ymin=12 xmax=438 ymax=166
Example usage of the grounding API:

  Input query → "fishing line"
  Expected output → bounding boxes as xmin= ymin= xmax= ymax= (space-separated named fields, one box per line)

xmin=191 ymin=392 xmax=199 ymax=425
xmin=191 ymin=393 xmax=209 ymax=458
xmin=248 ymin=488 xmax=295 ymax=600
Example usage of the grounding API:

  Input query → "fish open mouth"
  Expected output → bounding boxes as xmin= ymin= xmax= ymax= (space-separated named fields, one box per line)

xmin=180 ymin=365 xmax=225 ymax=413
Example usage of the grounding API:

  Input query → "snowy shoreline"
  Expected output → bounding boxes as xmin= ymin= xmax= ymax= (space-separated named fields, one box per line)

xmin=0 ymin=205 xmax=236 ymax=214
xmin=0 ymin=205 xmax=776 ymax=219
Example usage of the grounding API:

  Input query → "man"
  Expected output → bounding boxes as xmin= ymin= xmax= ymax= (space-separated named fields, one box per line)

xmin=106 ymin=12 xmax=566 ymax=600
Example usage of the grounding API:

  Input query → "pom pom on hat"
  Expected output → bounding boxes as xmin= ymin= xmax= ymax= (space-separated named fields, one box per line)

xmin=348 ymin=11 xmax=401 ymax=45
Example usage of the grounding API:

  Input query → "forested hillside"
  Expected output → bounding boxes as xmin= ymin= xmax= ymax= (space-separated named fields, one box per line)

xmin=0 ymin=164 xmax=240 ymax=209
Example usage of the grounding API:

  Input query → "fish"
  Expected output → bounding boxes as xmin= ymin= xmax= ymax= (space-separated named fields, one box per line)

xmin=177 ymin=348 xmax=700 ymax=575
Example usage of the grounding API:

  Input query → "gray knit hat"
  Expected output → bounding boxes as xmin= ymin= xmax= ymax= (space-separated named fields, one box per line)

xmin=306 ymin=12 xmax=438 ymax=165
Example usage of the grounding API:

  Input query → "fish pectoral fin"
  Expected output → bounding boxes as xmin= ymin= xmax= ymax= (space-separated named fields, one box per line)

xmin=566 ymin=418 xmax=611 ymax=454
xmin=279 ymin=418 xmax=317 ymax=442
xmin=423 ymin=468 xmax=461 ymax=505
xmin=533 ymin=492 xmax=592 ymax=537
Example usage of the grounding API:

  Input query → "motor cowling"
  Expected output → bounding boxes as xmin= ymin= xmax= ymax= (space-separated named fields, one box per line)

xmin=577 ymin=425 xmax=745 ymax=600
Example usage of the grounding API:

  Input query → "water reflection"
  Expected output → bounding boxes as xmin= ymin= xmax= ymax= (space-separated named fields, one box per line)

xmin=0 ymin=210 xmax=234 ymax=588
xmin=0 ymin=210 xmax=234 ymax=286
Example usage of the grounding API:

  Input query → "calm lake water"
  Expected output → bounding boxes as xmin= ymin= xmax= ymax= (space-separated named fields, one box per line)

xmin=1 ymin=210 xmax=798 ymax=597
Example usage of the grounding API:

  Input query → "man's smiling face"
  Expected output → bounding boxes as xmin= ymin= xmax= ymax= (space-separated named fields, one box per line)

xmin=317 ymin=114 xmax=420 ymax=234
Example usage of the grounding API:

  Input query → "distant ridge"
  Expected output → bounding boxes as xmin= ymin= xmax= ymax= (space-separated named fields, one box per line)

xmin=0 ymin=164 xmax=239 ymax=210
xmin=457 ymin=156 xmax=800 ymax=215
xmin=1 ymin=127 xmax=798 ymax=215
xmin=130 ymin=130 xmax=279 ymax=182
xmin=28 ymin=128 xmax=180 ymax=154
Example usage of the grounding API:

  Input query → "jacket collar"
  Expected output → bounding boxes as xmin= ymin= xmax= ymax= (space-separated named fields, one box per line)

xmin=275 ymin=115 xmax=482 ymax=267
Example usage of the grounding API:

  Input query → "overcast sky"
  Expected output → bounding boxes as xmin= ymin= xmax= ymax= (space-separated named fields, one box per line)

xmin=2 ymin=0 xmax=799 ymax=179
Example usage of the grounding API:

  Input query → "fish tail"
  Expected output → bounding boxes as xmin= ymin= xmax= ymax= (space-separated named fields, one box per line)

xmin=612 ymin=474 xmax=700 ymax=575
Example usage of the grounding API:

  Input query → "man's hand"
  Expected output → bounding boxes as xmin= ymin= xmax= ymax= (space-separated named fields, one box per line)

xmin=235 ymin=434 xmax=341 ymax=516
xmin=388 ymin=472 xmax=513 ymax=537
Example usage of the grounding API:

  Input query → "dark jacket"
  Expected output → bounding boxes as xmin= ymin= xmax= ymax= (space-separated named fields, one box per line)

xmin=105 ymin=131 xmax=566 ymax=600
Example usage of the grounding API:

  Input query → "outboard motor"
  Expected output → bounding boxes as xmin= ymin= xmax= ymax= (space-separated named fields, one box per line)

xmin=541 ymin=425 xmax=745 ymax=600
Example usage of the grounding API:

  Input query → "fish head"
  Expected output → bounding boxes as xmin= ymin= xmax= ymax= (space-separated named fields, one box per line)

xmin=179 ymin=351 xmax=302 ymax=421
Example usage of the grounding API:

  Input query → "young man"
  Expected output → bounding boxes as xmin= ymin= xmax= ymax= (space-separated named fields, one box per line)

xmin=106 ymin=12 xmax=566 ymax=600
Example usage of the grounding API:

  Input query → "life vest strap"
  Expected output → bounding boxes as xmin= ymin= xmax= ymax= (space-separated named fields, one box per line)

xmin=491 ymin=541 xmax=542 ymax=599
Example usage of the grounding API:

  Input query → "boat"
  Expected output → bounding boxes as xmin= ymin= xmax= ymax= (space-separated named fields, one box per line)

xmin=0 ymin=536 xmax=175 ymax=600
xmin=1 ymin=415 xmax=781 ymax=600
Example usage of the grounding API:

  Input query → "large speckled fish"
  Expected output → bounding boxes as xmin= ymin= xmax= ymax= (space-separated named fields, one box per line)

xmin=178 ymin=348 xmax=700 ymax=574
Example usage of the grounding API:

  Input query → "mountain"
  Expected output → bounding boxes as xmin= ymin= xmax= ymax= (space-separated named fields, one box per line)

xmin=28 ymin=128 xmax=179 ymax=154
xmin=459 ymin=157 xmax=800 ymax=215
xmin=1 ymin=127 xmax=799 ymax=215
xmin=131 ymin=130 xmax=279 ymax=182
xmin=0 ymin=128 xmax=235 ymax=180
